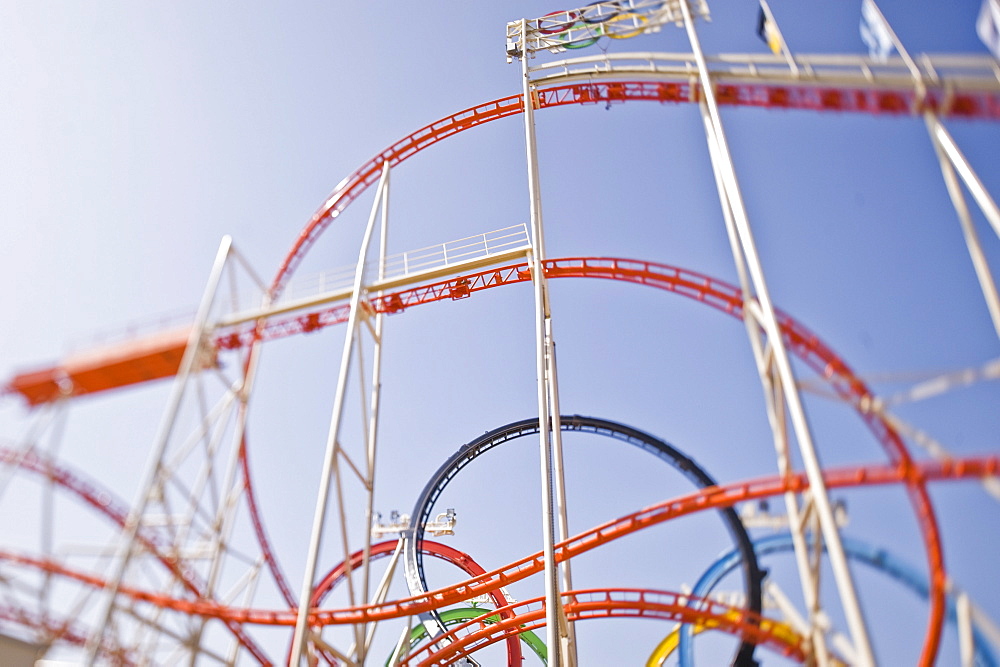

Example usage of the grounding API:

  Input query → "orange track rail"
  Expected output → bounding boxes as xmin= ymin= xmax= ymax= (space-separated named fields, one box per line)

xmin=14 ymin=455 xmax=984 ymax=629
xmin=5 ymin=326 xmax=216 ymax=406
xmin=5 ymin=257 xmax=958 ymax=663
xmin=5 ymin=72 xmax=996 ymax=663
xmin=270 ymin=79 xmax=1000 ymax=300
xmin=9 ymin=79 xmax=997 ymax=406
xmin=2 ymin=442 xmax=993 ymax=663
xmin=222 ymin=256 xmax=951 ymax=662
xmin=400 ymin=588 xmax=805 ymax=666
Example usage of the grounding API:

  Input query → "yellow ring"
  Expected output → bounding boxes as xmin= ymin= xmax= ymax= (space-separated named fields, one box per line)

xmin=606 ymin=12 xmax=649 ymax=40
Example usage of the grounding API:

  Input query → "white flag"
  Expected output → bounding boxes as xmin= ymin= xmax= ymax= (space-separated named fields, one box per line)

xmin=860 ymin=0 xmax=894 ymax=62
xmin=978 ymin=0 xmax=1000 ymax=60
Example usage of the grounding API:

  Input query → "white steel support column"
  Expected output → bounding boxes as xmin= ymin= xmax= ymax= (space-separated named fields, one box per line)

xmin=356 ymin=164 xmax=391 ymax=663
xmin=353 ymin=539 xmax=403 ymax=659
xmin=879 ymin=0 xmax=1000 ymax=340
xmin=925 ymin=112 xmax=1000 ymax=342
xmin=698 ymin=96 xmax=832 ymax=663
xmin=290 ymin=163 xmax=392 ymax=666
xmin=678 ymin=1 xmax=876 ymax=664
xmin=85 ymin=236 xmax=235 ymax=665
xmin=182 ymin=394 xmax=247 ymax=666
xmin=957 ymin=591 xmax=975 ymax=667
xmin=186 ymin=247 xmax=272 ymax=666
xmin=518 ymin=19 xmax=575 ymax=667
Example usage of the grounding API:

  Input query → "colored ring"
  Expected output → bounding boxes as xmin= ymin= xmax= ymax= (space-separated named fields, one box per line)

xmin=562 ymin=24 xmax=603 ymax=49
xmin=391 ymin=607 xmax=548 ymax=666
xmin=606 ymin=12 xmax=649 ymax=39
xmin=538 ymin=10 xmax=581 ymax=35
xmin=564 ymin=34 xmax=601 ymax=49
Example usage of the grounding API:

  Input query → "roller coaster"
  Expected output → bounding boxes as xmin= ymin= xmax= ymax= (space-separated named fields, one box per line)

xmin=1 ymin=1 xmax=999 ymax=665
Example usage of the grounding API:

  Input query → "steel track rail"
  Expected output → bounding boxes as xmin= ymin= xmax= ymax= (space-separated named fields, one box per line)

xmin=306 ymin=540 xmax=523 ymax=667
xmin=401 ymin=415 xmax=764 ymax=667
xmin=48 ymin=455 xmax=994 ymax=627
xmin=0 ymin=446 xmax=273 ymax=664
xmin=269 ymin=63 xmax=1000 ymax=300
xmin=225 ymin=255 xmax=952 ymax=661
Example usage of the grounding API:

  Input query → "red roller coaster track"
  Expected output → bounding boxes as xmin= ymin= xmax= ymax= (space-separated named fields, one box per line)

xmin=8 ymin=71 xmax=998 ymax=407
xmin=400 ymin=588 xmax=804 ymax=666
xmin=271 ymin=78 xmax=1000 ymax=302
xmin=3 ymin=61 xmax=996 ymax=664
xmin=8 ymin=75 xmax=998 ymax=406
xmin=216 ymin=255 xmax=951 ymax=661
xmin=7 ymin=455 xmax=983 ymax=631
xmin=1 ymin=256 xmax=960 ymax=663
xmin=0 ymin=446 xmax=273 ymax=664
xmin=307 ymin=540 xmax=523 ymax=666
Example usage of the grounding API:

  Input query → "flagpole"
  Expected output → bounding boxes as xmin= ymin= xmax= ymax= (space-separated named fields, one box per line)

xmin=758 ymin=0 xmax=798 ymax=75
xmin=863 ymin=0 xmax=925 ymax=97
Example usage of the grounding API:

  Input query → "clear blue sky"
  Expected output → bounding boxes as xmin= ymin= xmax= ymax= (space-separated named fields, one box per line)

xmin=1 ymin=1 xmax=998 ymax=664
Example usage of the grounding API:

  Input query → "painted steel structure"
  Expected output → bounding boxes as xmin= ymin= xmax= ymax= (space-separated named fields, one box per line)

xmin=1 ymin=1 xmax=998 ymax=664
xmin=401 ymin=415 xmax=764 ymax=666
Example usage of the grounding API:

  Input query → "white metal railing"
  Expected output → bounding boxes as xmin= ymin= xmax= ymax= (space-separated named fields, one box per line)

xmin=279 ymin=224 xmax=530 ymax=305
xmin=526 ymin=51 xmax=1000 ymax=90
xmin=65 ymin=306 xmax=197 ymax=355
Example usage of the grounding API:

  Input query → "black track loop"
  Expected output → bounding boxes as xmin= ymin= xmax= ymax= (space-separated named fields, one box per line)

xmin=403 ymin=415 xmax=763 ymax=666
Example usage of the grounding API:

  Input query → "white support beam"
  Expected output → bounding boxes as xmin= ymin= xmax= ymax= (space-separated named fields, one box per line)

xmin=85 ymin=236 xmax=235 ymax=666
xmin=925 ymin=112 xmax=1000 ymax=343
xmin=289 ymin=163 xmax=391 ymax=666
xmin=678 ymin=0 xmax=875 ymax=663
xmin=518 ymin=17 xmax=576 ymax=666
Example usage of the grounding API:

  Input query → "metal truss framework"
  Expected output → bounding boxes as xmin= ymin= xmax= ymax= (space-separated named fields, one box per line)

xmin=2 ymin=248 xmax=994 ymax=663
xmin=1 ymin=5 xmax=998 ymax=663
xmin=8 ymin=454 xmax=992 ymax=628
